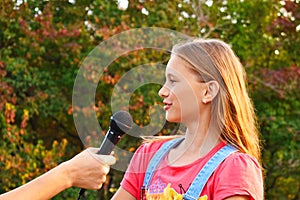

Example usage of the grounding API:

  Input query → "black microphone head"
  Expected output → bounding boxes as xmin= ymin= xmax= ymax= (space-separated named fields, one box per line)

xmin=110 ymin=110 xmax=133 ymax=136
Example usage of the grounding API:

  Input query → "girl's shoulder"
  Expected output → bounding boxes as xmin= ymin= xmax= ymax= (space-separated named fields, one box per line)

xmin=211 ymin=152 xmax=264 ymax=199
xmin=222 ymin=151 xmax=262 ymax=169
xmin=136 ymin=138 xmax=172 ymax=154
xmin=213 ymin=151 xmax=263 ymax=186
xmin=132 ymin=137 xmax=184 ymax=165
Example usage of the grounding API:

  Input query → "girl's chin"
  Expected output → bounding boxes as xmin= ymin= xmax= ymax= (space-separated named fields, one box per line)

xmin=166 ymin=114 xmax=181 ymax=123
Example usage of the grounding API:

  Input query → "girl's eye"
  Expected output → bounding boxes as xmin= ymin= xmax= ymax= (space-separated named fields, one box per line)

xmin=166 ymin=75 xmax=177 ymax=85
xmin=170 ymin=79 xmax=176 ymax=84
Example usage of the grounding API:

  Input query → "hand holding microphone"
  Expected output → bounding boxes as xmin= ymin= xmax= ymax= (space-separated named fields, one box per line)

xmin=0 ymin=133 xmax=125 ymax=200
xmin=0 ymin=111 xmax=132 ymax=200
xmin=64 ymin=147 xmax=116 ymax=190
xmin=77 ymin=111 xmax=133 ymax=199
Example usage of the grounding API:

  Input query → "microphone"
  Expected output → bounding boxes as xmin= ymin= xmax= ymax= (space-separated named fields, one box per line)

xmin=97 ymin=110 xmax=133 ymax=155
xmin=77 ymin=110 xmax=133 ymax=200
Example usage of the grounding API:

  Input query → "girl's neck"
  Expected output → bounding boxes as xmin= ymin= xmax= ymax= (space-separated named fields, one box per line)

xmin=168 ymin=111 xmax=222 ymax=165
xmin=183 ymin=126 xmax=221 ymax=155
xmin=167 ymin=128 xmax=221 ymax=167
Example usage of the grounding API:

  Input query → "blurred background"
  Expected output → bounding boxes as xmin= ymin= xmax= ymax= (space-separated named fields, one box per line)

xmin=0 ymin=0 xmax=299 ymax=199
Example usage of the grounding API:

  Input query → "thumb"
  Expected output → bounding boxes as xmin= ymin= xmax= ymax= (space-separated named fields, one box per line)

xmin=97 ymin=154 xmax=116 ymax=165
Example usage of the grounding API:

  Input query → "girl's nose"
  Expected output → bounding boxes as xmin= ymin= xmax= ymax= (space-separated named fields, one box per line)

xmin=158 ymin=85 xmax=169 ymax=98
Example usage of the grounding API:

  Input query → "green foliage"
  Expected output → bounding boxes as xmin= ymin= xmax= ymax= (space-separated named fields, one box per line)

xmin=0 ymin=0 xmax=299 ymax=199
xmin=253 ymin=65 xmax=300 ymax=199
xmin=0 ymin=102 xmax=68 ymax=193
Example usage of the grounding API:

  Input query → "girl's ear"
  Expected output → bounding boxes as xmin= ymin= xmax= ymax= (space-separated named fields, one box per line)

xmin=202 ymin=80 xmax=219 ymax=104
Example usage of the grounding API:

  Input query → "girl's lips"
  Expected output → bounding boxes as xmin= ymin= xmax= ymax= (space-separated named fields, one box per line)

xmin=163 ymin=101 xmax=172 ymax=110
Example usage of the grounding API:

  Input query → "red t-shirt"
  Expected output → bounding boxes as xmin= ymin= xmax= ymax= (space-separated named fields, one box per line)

xmin=120 ymin=139 xmax=264 ymax=200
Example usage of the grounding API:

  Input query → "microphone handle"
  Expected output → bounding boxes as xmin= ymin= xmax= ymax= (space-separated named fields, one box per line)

xmin=97 ymin=129 xmax=121 ymax=155
xmin=77 ymin=189 xmax=86 ymax=200
xmin=78 ymin=130 xmax=121 ymax=200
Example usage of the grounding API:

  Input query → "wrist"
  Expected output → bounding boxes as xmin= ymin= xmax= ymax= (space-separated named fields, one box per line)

xmin=58 ymin=161 xmax=74 ymax=189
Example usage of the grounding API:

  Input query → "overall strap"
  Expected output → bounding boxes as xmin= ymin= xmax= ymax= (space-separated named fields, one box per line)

xmin=142 ymin=137 xmax=184 ymax=188
xmin=183 ymin=144 xmax=238 ymax=200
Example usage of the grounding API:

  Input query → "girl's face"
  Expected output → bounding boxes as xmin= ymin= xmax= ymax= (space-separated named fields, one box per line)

xmin=158 ymin=55 xmax=206 ymax=124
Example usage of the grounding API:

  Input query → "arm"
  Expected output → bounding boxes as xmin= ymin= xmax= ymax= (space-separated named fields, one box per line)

xmin=0 ymin=147 xmax=116 ymax=200
xmin=111 ymin=187 xmax=136 ymax=200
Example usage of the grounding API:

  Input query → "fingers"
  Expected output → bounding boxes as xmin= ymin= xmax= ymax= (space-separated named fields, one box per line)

xmin=93 ymin=175 xmax=106 ymax=190
xmin=87 ymin=147 xmax=116 ymax=165
xmin=99 ymin=163 xmax=110 ymax=175
xmin=65 ymin=147 xmax=117 ymax=189
xmin=98 ymin=155 xmax=116 ymax=165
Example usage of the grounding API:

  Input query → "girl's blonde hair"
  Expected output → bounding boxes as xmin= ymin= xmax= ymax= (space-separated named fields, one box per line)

xmin=171 ymin=38 xmax=261 ymax=162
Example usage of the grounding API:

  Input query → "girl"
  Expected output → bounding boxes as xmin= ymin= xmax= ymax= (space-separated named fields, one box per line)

xmin=112 ymin=39 xmax=264 ymax=200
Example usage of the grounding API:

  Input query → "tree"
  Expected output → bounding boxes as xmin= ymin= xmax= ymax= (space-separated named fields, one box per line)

xmin=0 ymin=53 xmax=68 ymax=195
